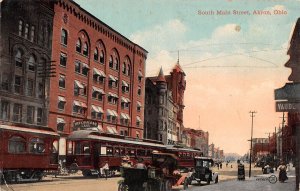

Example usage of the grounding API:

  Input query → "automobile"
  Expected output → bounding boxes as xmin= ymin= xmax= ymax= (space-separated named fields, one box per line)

xmin=189 ymin=157 xmax=219 ymax=185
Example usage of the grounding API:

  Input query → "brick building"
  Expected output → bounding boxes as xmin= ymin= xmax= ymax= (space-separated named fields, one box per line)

xmin=144 ymin=64 xmax=186 ymax=145
xmin=0 ymin=0 xmax=54 ymax=130
xmin=182 ymin=128 xmax=209 ymax=156
xmin=48 ymin=0 xmax=147 ymax=159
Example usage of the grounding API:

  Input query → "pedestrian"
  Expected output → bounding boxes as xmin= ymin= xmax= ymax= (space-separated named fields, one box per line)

xmin=101 ymin=161 xmax=109 ymax=180
xmin=220 ymin=163 xmax=222 ymax=169
xmin=135 ymin=158 xmax=146 ymax=169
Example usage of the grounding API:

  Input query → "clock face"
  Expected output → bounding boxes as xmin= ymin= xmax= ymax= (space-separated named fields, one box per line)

xmin=63 ymin=13 xmax=68 ymax=24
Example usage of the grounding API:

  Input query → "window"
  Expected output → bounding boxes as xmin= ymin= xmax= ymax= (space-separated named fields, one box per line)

xmin=60 ymin=53 xmax=67 ymax=67
xmin=14 ymin=75 xmax=22 ymax=94
xmin=75 ymin=61 xmax=81 ymax=73
xmin=18 ymin=20 xmax=23 ymax=36
xmin=127 ymin=65 xmax=131 ymax=76
xmin=57 ymin=118 xmax=65 ymax=131
xmin=100 ymin=50 xmax=104 ymax=64
xmin=30 ymin=26 xmax=35 ymax=42
xmin=122 ymin=63 xmax=126 ymax=74
xmin=15 ymin=49 xmax=23 ymax=68
xmin=27 ymin=106 xmax=34 ymax=124
xmin=137 ymin=87 xmax=142 ymax=96
xmin=12 ymin=103 xmax=22 ymax=122
xmin=92 ymin=90 xmax=103 ymax=101
xmin=82 ymin=84 xmax=87 ymax=96
xmin=58 ymin=96 xmax=66 ymax=110
xmin=122 ymin=81 xmax=129 ymax=93
xmin=61 ymin=29 xmax=68 ymax=45
xmin=29 ymin=138 xmax=45 ymax=154
xmin=76 ymin=38 xmax=82 ymax=52
xmin=137 ymin=103 xmax=141 ymax=112
xmin=1 ymin=100 xmax=9 ymax=120
xmin=94 ymin=48 xmax=99 ymax=61
xmin=138 ymin=70 xmax=143 ymax=82
xmin=27 ymin=79 xmax=34 ymax=96
xmin=1 ymin=73 xmax=9 ymax=91
xmin=83 ymin=42 xmax=88 ymax=56
xmin=37 ymin=108 xmax=43 ymax=124
xmin=109 ymin=56 xmax=113 ymax=68
xmin=59 ymin=75 xmax=65 ymax=88
xmin=24 ymin=23 xmax=29 ymax=39
xmin=8 ymin=136 xmax=26 ymax=153
xmin=28 ymin=55 xmax=35 ymax=71
xmin=82 ymin=64 xmax=89 ymax=76
xmin=38 ymin=83 xmax=44 ymax=98
xmin=114 ymin=58 xmax=119 ymax=70
xmin=74 ymin=83 xmax=80 ymax=96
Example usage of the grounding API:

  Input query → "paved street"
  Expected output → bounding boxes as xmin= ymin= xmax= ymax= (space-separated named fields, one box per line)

xmin=0 ymin=163 xmax=296 ymax=191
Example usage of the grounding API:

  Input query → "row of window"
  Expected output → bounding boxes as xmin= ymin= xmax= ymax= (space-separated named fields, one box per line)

xmin=58 ymin=75 xmax=141 ymax=97
xmin=59 ymin=52 xmax=143 ymax=83
xmin=8 ymin=136 xmax=57 ymax=154
xmin=18 ymin=19 xmax=50 ymax=47
xmin=1 ymin=73 xmax=44 ymax=97
xmin=0 ymin=100 xmax=44 ymax=124
xmin=60 ymin=29 xmax=137 ymax=78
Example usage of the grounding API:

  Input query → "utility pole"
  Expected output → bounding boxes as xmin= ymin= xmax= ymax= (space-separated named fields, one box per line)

xmin=249 ymin=111 xmax=257 ymax=178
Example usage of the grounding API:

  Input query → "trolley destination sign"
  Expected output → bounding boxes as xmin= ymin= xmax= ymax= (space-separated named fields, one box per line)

xmin=73 ymin=120 xmax=98 ymax=130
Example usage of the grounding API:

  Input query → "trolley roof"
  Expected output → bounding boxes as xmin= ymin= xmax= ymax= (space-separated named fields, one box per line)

xmin=0 ymin=124 xmax=59 ymax=136
xmin=68 ymin=130 xmax=166 ymax=148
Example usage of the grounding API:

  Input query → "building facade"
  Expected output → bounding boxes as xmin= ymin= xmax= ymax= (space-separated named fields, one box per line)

xmin=48 ymin=0 xmax=147 ymax=159
xmin=182 ymin=128 xmax=209 ymax=156
xmin=0 ymin=0 xmax=54 ymax=129
xmin=144 ymin=65 xmax=186 ymax=145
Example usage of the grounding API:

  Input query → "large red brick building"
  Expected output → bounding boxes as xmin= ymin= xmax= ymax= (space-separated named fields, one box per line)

xmin=48 ymin=0 xmax=147 ymax=158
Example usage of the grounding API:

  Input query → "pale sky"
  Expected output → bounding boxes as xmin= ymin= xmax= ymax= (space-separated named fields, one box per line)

xmin=74 ymin=0 xmax=300 ymax=155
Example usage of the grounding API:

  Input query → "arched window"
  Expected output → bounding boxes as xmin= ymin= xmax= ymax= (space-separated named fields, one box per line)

xmin=29 ymin=138 xmax=45 ymax=154
xmin=100 ymin=50 xmax=104 ymax=64
xmin=61 ymin=29 xmax=68 ymax=45
xmin=15 ymin=49 xmax=23 ymax=68
xmin=94 ymin=48 xmax=99 ymax=61
xmin=18 ymin=20 xmax=23 ymax=36
xmin=76 ymin=38 xmax=82 ymax=53
xmin=114 ymin=58 xmax=119 ymax=70
xmin=109 ymin=55 xmax=113 ymax=68
xmin=8 ymin=136 xmax=26 ymax=153
xmin=27 ymin=55 xmax=36 ymax=71
xmin=83 ymin=42 xmax=88 ymax=56
xmin=122 ymin=63 xmax=126 ymax=74
xmin=127 ymin=65 xmax=131 ymax=76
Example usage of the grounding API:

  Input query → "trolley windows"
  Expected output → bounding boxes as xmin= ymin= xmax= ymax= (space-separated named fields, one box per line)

xmin=8 ymin=136 xmax=26 ymax=153
xmin=137 ymin=149 xmax=146 ymax=156
xmin=74 ymin=142 xmax=90 ymax=155
xmin=29 ymin=138 xmax=45 ymax=154
xmin=106 ymin=147 xmax=113 ymax=155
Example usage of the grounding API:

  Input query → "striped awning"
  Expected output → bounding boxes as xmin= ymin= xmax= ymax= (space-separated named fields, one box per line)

xmin=92 ymin=105 xmax=100 ymax=112
xmin=57 ymin=117 xmax=65 ymax=124
xmin=138 ymin=71 xmax=143 ymax=77
xmin=106 ymin=109 xmax=113 ymax=116
xmin=120 ymin=113 xmax=127 ymax=119
xmin=137 ymin=101 xmax=141 ymax=107
xmin=108 ymin=92 xmax=118 ymax=98
xmin=74 ymin=80 xmax=84 ymax=89
xmin=136 ymin=116 xmax=141 ymax=122
xmin=92 ymin=86 xmax=105 ymax=94
xmin=93 ymin=68 xmax=106 ymax=77
xmin=73 ymin=100 xmax=81 ymax=106
xmin=82 ymin=63 xmax=89 ymax=69
xmin=58 ymin=96 xmax=66 ymax=102
xmin=122 ymin=80 xmax=129 ymax=87
xmin=111 ymin=110 xmax=118 ymax=117
xmin=109 ymin=75 xmax=117 ymax=82
xmin=107 ymin=126 xmax=118 ymax=134
xmin=81 ymin=102 xmax=87 ymax=108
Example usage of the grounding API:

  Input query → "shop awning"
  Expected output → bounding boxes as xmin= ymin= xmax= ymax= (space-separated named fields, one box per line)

xmin=58 ymin=96 xmax=66 ymax=102
xmin=92 ymin=105 xmax=100 ymax=112
xmin=138 ymin=71 xmax=143 ymax=77
xmin=82 ymin=63 xmax=89 ymax=69
xmin=74 ymin=80 xmax=84 ymax=89
xmin=109 ymin=75 xmax=117 ymax=82
xmin=57 ymin=117 xmax=65 ymax=124
xmin=73 ymin=100 xmax=81 ymax=106
xmin=92 ymin=86 xmax=105 ymax=94
xmin=93 ymin=68 xmax=106 ymax=77
xmin=122 ymin=80 xmax=129 ymax=87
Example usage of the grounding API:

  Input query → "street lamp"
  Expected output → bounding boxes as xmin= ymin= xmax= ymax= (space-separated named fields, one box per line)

xmin=249 ymin=111 xmax=257 ymax=178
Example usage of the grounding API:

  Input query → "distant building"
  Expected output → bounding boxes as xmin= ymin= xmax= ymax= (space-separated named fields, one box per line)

xmin=144 ymin=64 xmax=186 ymax=145
xmin=182 ymin=128 xmax=209 ymax=156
